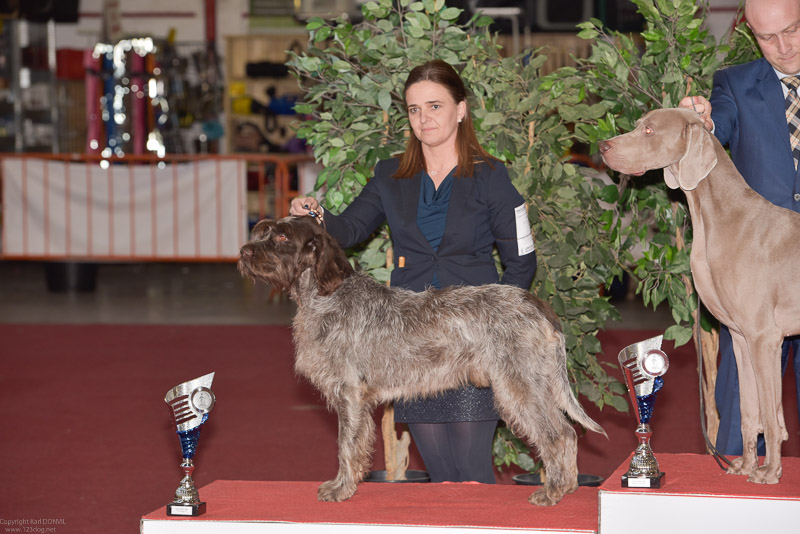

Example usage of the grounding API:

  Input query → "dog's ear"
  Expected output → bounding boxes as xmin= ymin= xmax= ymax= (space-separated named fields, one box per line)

xmin=663 ymin=165 xmax=680 ymax=190
xmin=297 ymin=231 xmax=354 ymax=296
xmin=664 ymin=121 xmax=718 ymax=190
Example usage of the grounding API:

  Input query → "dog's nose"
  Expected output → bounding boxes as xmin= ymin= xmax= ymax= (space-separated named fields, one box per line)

xmin=239 ymin=246 xmax=253 ymax=259
xmin=598 ymin=140 xmax=611 ymax=154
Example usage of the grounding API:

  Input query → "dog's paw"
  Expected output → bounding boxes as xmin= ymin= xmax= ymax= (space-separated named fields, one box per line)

xmin=528 ymin=486 xmax=570 ymax=507
xmin=726 ymin=456 xmax=756 ymax=476
xmin=747 ymin=465 xmax=781 ymax=485
xmin=317 ymin=479 xmax=357 ymax=502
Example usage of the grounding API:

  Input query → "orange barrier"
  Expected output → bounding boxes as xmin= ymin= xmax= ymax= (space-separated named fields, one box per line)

xmin=0 ymin=153 xmax=314 ymax=262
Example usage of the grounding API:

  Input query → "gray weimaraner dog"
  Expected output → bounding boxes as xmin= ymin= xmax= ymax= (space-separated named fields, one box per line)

xmin=599 ymin=107 xmax=800 ymax=484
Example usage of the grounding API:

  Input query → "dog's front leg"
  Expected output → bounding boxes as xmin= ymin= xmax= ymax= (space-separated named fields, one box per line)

xmin=726 ymin=332 xmax=760 ymax=477
xmin=318 ymin=387 xmax=375 ymax=502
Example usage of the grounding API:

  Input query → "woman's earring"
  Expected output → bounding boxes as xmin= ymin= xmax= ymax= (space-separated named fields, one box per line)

xmin=458 ymin=118 xmax=462 ymax=123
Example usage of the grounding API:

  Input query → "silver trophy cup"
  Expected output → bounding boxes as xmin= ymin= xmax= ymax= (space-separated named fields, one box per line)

xmin=164 ymin=372 xmax=216 ymax=516
xmin=618 ymin=336 xmax=669 ymax=488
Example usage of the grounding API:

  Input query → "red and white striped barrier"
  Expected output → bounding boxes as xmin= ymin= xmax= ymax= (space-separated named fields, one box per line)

xmin=1 ymin=154 xmax=313 ymax=261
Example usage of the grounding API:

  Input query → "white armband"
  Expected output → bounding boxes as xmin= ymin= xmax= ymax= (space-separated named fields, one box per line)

xmin=514 ymin=204 xmax=535 ymax=256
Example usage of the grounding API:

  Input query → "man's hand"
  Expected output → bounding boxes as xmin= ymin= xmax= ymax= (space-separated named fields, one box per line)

xmin=679 ymin=96 xmax=714 ymax=131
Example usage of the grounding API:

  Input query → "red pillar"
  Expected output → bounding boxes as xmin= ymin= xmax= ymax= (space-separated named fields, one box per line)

xmin=205 ymin=0 xmax=216 ymax=46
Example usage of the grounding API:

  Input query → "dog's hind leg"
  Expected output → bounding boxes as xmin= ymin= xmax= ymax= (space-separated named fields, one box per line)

xmin=492 ymin=376 xmax=579 ymax=506
xmin=317 ymin=386 xmax=375 ymax=502
xmin=726 ymin=331 xmax=761 ymax=477
xmin=528 ymin=418 xmax=580 ymax=507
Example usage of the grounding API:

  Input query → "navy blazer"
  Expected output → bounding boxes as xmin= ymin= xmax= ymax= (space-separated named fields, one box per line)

xmin=710 ymin=57 xmax=800 ymax=211
xmin=323 ymin=157 xmax=537 ymax=292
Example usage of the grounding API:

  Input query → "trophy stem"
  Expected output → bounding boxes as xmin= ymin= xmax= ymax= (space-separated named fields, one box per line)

xmin=173 ymin=458 xmax=200 ymax=505
xmin=629 ymin=423 xmax=659 ymax=476
xmin=622 ymin=423 xmax=665 ymax=488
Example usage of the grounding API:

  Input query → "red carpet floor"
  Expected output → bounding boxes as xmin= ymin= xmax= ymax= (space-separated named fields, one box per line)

xmin=1 ymin=325 xmax=798 ymax=533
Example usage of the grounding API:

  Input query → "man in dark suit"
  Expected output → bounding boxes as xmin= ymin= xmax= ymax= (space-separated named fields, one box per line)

xmin=680 ymin=0 xmax=800 ymax=455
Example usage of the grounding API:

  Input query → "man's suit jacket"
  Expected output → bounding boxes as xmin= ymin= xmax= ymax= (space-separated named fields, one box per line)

xmin=324 ymin=157 xmax=537 ymax=292
xmin=710 ymin=57 xmax=800 ymax=212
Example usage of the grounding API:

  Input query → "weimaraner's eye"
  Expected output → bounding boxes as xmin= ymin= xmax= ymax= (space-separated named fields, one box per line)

xmin=644 ymin=126 xmax=653 ymax=135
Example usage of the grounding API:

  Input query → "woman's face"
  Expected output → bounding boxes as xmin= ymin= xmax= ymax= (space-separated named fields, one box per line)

xmin=405 ymin=80 xmax=466 ymax=151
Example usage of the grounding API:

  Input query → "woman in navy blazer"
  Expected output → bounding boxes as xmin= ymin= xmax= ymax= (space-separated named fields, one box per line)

xmin=291 ymin=59 xmax=538 ymax=483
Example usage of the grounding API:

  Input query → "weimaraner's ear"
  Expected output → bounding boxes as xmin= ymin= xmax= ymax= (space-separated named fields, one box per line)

xmin=663 ymin=167 xmax=680 ymax=189
xmin=664 ymin=122 xmax=718 ymax=190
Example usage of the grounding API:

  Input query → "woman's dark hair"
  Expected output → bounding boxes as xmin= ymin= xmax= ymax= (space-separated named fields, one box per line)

xmin=394 ymin=59 xmax=495 ymax=179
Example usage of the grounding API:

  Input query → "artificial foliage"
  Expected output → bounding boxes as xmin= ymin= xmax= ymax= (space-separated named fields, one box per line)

xmin=568 ymin=0 xmax=759 ymax=347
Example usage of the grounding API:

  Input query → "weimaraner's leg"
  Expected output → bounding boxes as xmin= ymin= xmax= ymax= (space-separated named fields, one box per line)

xmin=726 ymin=332 xmax=760 ymax=476
xmin=747 ymin=331 xmax=787 ymax=484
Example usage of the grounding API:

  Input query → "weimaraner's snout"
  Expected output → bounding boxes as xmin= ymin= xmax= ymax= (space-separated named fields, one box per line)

xmin=598 ymin=133 xmax=645 ymax=177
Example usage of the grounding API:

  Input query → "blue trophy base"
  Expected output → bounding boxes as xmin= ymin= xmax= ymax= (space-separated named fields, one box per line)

xmin=167 ymin=501 xmax=206 ymax=517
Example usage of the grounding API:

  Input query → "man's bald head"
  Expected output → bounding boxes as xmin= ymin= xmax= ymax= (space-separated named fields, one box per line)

xmin=746 ymin=0 xmax=800 ymax=74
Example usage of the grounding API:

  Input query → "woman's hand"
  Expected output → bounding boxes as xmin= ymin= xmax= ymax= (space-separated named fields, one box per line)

xmin=290 ymin=196 xmax=320 ymax=216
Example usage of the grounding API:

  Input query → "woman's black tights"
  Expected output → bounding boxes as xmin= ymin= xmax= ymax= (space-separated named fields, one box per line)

xmin=407 ymin=420 xmax=498 ymax=483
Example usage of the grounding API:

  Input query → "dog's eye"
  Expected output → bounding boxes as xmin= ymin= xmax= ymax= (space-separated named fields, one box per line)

xmin=275 ymin=234 xmax=288 ymax=242
xmin=644 ymin=126 xmax=653 ymax=135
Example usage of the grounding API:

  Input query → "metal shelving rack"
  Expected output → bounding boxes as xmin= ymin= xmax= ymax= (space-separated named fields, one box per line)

xmin=0 ymin=18 xmax=58 ymax=153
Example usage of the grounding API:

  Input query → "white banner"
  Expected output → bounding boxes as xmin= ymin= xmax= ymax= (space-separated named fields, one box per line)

xmin=2 ymin=158 xmax=248 ymax=260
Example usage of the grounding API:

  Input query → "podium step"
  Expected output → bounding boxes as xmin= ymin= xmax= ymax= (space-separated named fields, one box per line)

xmin=141 ymin=454 xmax=800 ymax=534
xmin=599 ymin=453 xmax=800 ymax=533
xmin=141 ymin=480 xmax=599 ymax=533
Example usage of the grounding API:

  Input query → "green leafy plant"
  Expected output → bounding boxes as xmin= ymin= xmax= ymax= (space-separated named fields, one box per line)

xmin=568 ymin=0 xmax=758 ymax=344
xmin=288 ymin=0 xmax=630 ymax=473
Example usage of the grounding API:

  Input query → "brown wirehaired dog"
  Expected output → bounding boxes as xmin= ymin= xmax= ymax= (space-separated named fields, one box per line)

xmin=238 ymin=216 xmax=605 ymax=506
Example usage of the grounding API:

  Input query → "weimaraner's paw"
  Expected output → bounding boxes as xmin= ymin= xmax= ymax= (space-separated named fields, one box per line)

xmin=747 ymin=465 xmax=781 ymax=484
xmin=317 ymin=478 xmax=357 ymax=502
xmin=726 ymin=456 xmax=756 ymax=476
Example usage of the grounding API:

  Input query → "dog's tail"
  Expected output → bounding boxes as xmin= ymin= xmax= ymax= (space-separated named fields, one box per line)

xmin=563 ymin=386 xmax=607 ymax=438
xmin=557 ymin=339 xmax=607 ymax=438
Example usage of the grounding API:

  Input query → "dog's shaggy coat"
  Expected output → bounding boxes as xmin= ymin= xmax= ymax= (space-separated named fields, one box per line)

xmin=238 ymin=216 xmax=605 ymax=506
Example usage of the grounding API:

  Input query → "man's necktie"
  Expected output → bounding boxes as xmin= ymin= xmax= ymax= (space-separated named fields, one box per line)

xmin=782 ymin=75 xmax=800 ymax=170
